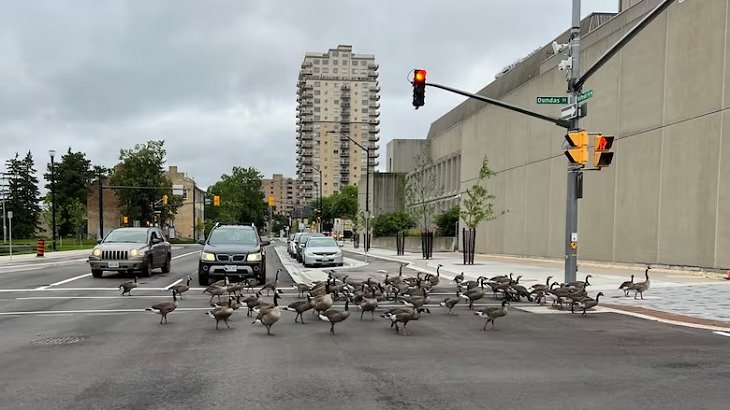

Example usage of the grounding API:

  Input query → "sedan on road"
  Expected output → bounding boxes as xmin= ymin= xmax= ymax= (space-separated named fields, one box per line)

xmin=88 ymin=227 xmax=171 ymax=278
xmin=302 ymin=236 xmax=343 ymax=268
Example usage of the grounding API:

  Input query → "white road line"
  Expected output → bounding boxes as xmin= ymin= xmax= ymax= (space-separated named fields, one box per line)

xmin=164 ymin=279 xmax=183 ymax=290
xmin=600 ymin=307 xmax=730 ymax=332
xmin=0 ymin=307 xmax=215 ymax=316
xmin=713 ymin=331 xmax=730 ymax=337
xmin=35 ymin=273 xmax=93 ymax=290
xmin=172 ymin=251 xmax=199 ymax=260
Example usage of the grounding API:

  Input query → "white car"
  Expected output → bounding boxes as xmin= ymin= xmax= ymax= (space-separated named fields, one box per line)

xmin=302 ymin=236 xmax=343 ymax=267
xmin=288 ymin=233 xmax=302 ymax=257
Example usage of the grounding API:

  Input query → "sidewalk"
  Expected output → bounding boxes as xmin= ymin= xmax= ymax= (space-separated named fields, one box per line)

xmin=0 ymin=249 xmax=92 ymax=264
xmin=343 ymin=243 xmax=730 ymax=328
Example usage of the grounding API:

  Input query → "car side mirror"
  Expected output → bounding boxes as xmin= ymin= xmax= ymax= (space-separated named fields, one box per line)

xmin=96 ymin=239 xmax=102 ymax=244
xmin=260 ymin=236 xmax=270 ymax=246
xmin=197 ymin=239 xmax=206 ymax=246
xmin=151 ymin=238 xmax=161 ymax=244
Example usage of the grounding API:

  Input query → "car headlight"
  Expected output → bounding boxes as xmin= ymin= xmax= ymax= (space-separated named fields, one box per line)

xmin=247 ymin=252 xmax=262 ymax=262
xmin=92 ymin=248 xmax=101 ymax=257
xmin=334 ymin=251 xmax=342 ymax=257
xmin=130 ymin=248 xmax=139 ymax=257
xmin=201 ymin=252 xmax=216 ymax=261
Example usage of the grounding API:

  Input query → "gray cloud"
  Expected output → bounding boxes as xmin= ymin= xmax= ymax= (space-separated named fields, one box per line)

xmin=0 ymin=0 xmax=616 ymax=190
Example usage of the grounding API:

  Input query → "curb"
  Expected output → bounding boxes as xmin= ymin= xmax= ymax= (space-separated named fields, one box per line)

xmin=601 ymin=303 xmax=730 ymax=332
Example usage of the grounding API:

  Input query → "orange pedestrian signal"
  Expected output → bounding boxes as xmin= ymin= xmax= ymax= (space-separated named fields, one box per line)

xmin=593 ymin=135 xmax=615 ymax=168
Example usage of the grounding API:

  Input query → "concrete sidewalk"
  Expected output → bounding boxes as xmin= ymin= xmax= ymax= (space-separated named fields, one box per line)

xmin=0 ymin=249 xmax=92 ymax=264
xmin=343 ymin=242 xmax=730 ymax=327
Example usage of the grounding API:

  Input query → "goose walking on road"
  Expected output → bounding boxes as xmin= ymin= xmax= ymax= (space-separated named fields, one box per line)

xmin=207 ymin=306 xmax=234 ymax=330
xmin=145 ymin=290 xmax=178 ymax=324
xmin=619 ymin=275 xmax=635 ymax=297
xmin=171 ymin=276 xmax=192 ymax=299
xmin=119 ymin=277 xmax=138 ymax=296
xmin=261 ymin=268 xmax=282 ymax=296
xmin=627 ymin=267 xmax=651 ymax=300
xmin=476 ymin=299 xmax=509 ymax=330
xmin=319 ymin=299 xmax=350 ymax=334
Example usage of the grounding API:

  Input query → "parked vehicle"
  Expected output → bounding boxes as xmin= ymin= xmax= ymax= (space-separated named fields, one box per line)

xmin=288 ymin=232 xmax=303 ymax=257
xmin=302 ymin=236 xmax=343 ymax=267
xmin=89 ymin=227 xmax=171 ymax=278
xmin=295 ymin=232 xmax=325 ymax=262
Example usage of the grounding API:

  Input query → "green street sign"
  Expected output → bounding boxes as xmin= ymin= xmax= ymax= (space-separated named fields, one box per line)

xmin=536 ymin=96 xmax=568 ymax=104
xmin=577 ymin=89 xmax=593 ymax=103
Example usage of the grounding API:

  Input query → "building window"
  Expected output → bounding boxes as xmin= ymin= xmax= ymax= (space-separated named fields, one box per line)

xmin=333 ymin=68 xmax=338 ymax=73
xmin=182 ymin=190 xmax=188 ymax=200
xmin=332 ymin=60 xmax=338 ymax=65
xmin=314 ymin=59 xmax=320 ymax=64
xmin=322 ymin=60 xmax=329 ymax=65
xmin=362 ymin=108 xmax=369 ymax=113
xmin=314 ymin=67 xmax=320 ymax=73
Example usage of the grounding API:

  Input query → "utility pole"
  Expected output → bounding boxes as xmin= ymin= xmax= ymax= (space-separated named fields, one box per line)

xmin=98 ymin=172 xmax=104 ymax=240
xmin=49 ymin=150 xmax=57 ymax=251
xmin=564 ymin=0 xmax=582 ymax=283
xmin=192 ymin=181 xmax=196 ymax=241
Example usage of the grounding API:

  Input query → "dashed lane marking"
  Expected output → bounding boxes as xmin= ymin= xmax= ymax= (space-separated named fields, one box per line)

xmin=35 ymin=273 xmax=92 ymax=290
xmin=164 ymin=279 xmax=183 ymax=290
xmin=713 ymin=331 xmax=730 ymax=337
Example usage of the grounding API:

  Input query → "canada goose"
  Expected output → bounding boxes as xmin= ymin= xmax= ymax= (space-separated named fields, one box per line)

xmin=211 ymin=276 xmax=230 ymax=287
xmin=400 ymin=288 xmax=429 ymax=311
xmin=387 ymin=307 xmax=427 ymax=336
xmin=312 ymin=282 xmax=333 ymax=318
xmin=531 ymin=276 xmax=554 ymax=291
xmin=476 ymin=299 xmax=509 ymax=330
xmin=296 ymin=283 xmax=311 ymax=298
xmin=282 ymin=295 xmax=313 ymax=323
xmin=207 ymin=306 xmax=234 ymax=330
xmin=428 ymin=265 xmax=442 ymax=287
xmin=627 ymin=267 xmax=651 ymax=299
xmin=358 ymin=294 xmax=378 ymax=320
xmin=254 ymin=292 xmax=281 ymax=313
xmin=459 ymin=276 xmax=486 ymax=291
xmin=619 ymin=275 xmax=635 ymax=297
xmin=575 ymin=292 xmax=604 ymax=316
xmin=261 ymin=268 xmax=282 ymax=296
xmin=460 ymin=278 xmax=486 ymax=309
xmin=119 ymin=277 xmax=138 ymax=296
xmin=567 ymin=274 xmax=592 ymax=289
xmin=440 ymin=293 xmax=461 ymax=314
xmin=171 ymin=276 xmax=192 ymax=299
xmin=213 ymin=294 xmax=242 ymax=310
xmin=319 ymin=299 xmax=350 ymax=334
xmin=453 ymin=272 xmax=464 ymax=285
xmin=145 ymin=291 xmax=178 ymax=324
xmin=226 ymin=282 xmax=243 ymax=296
xmin=252 ymin=294 xmax=282 ymax=335
xmin=243 ymin=291 xmax=263 ymax=317
xmin=203 ymin=284 xmax=226 ymax=304
xmin=244 ymin=278 xmax=258 ymax=293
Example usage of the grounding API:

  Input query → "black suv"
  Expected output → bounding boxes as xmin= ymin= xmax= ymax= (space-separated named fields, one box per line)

xmin=198 ymin=224 xmax=270 ymax=286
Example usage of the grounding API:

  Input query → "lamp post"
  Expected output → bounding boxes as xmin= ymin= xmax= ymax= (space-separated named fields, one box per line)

xmin=49 ymin=150 xmax=57 ymax=251
xmin=345 ymin=136 xmax=372 ymax=255
xmin=311 ymin=166 xmax=323 ymax=233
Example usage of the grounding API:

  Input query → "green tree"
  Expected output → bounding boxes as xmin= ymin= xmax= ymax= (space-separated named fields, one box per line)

xmin=435 ymin=205 xmax=460 ymax=236
xmin=206 ymin=166 xmax=266 ymax=227
xmin=109 ymin=140 xmax=179 ymax=226
xmin=5 ymin=151 xmax=42 ymax=238
xmin=65 ymin=198 xmax=87 ymax=244
xmin=372 ymin=210 xmax=416 ymax=237
xmin=405 ymin=142 xmax=440 ymax=231
xmin=334 ymin=185 xmax=358 ymax=220
xmin=460 ymin=157 xmax=507 ymax=229
xmin=44 ymin=149 xmax=92 ymax=238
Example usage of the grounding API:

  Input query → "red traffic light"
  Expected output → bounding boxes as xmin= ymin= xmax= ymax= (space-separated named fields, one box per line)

xmin=595 ymin=135 xmax=614 ymax=151
xmin=414 ymin=69 xmax=427 ymax=83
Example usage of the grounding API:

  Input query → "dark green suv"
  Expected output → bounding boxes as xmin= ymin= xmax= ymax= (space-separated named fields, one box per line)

xmin=197 ymin=224 xmax=270 ymax=286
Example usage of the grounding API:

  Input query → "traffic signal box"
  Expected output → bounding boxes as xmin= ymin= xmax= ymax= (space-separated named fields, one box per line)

xmin=564 ymin=130 xmax=615 ymax=169
xmin=565 ymin=130 xmax=589 ymax=166
xmin=412 ymin=69 xmax=426 ymax=109
xmin=593 ymin=135 xmax=615 ymax=168
xmin=162 ymin=194 xmax=168 ymax=205
xmin=213 ymin=195 xmax=221 ymax=207
xmin=268 ymin=196 xmax=275 ymax=207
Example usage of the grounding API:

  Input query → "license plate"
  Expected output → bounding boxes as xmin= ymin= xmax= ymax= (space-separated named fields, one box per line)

xmin=224 ymin=265 xmax=238 ymax=272
xmin=108 ymin=261 xmax=120 ymax=268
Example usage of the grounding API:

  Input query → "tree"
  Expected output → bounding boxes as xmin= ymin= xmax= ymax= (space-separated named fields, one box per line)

xmin=4 ymin=151 xmax=42 ymax=238
xmin=334 ymin=185 xmax=358 ymax=220
xmin=372 ymin=211 xmax=416 ymax=237
xmin=405 ymin=142 xmax=440 ymax=231
xmin=435 ymin=205 xmax=460 ymax=236
xmin=460 ymin=157 xmax=506 ymax=229
xmin=65 ymin=198 xmax=87 ymax=244
xmin=206 ymin=166 xmax=266 ymax=227
xmin=109 ymin=140 xmax=179 ymax=226
xmin=44 ymin=149 xmax=92 ymax=238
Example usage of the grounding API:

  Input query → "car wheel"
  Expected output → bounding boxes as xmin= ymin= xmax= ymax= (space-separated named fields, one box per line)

xmin=161 ymin=253 xmax=171 ymax=273
xmin=91 ymin=269 xmax=103 ymax=278
xmin=141 ymin=256 xmax=153 ymax=277
xmin=198 ymin=272 xmax=209 ymax=286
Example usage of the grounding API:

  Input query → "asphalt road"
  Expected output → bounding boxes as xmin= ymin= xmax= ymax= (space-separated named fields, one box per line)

xmin=0 ymin=242 xmax=728 ymax=409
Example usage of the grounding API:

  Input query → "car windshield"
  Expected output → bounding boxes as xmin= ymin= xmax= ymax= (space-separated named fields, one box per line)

xmin=306 ymin=238 xmax=338 ymax=248
xmin=208 ymin=228 xmax=258 ymax=245
xmin=103 ymin=230 xmax=147 ymax=243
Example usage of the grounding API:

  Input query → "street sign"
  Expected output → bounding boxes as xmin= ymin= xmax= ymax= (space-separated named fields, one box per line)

xmin=560 ymin=104 xmax=577 ymax=119
xmin=577 ymin=90 xmax=593 ymax=103
xmin=7 ymin=211 xmax=12 ymax=219
xmin=536 ymin=96 xmax=569 ymax=104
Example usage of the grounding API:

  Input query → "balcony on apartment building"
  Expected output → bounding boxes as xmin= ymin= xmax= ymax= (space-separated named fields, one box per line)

xmin=369 ymin=85 xmax=380 ymax=93
xmin=368 ymin=70 xmax=379 ymax=78
xmin=369 ymin=119 xmax=380 ymax=126
xmin=369 ymin=102 xmax=380 ymax=109
xmin=368 ymin=63 xmax=379 ymax=70
xmin=368 ymin=126 xmax=380 ymax=134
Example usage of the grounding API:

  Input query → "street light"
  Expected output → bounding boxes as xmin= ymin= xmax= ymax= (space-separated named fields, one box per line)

xmin=49 ymin=149 xmax=57 ymax=252
xmin=311 ymin=166 xmax=323 ymax=233
xmin=345 ymin=135 xmax=373 ymax=254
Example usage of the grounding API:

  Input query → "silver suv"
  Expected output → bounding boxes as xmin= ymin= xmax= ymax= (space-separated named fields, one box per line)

xmin=89 ymin=227 xmax=172 ymax=278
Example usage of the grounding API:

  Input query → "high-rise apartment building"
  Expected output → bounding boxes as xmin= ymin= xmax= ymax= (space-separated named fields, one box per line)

xmin=262 ymin=174 xmax=299 ymax=216
xmin=295 ymin=44 xmax=380 ymax=206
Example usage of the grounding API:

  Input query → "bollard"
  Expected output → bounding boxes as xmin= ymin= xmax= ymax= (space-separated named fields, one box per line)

xmin=36 ymin=239 xmax=45 ymax=257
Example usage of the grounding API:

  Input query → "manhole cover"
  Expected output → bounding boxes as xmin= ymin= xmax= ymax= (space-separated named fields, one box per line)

xmin=30 ymin=336 xmax=85 ymax=346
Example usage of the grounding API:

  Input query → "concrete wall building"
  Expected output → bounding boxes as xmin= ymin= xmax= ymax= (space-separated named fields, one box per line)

xmin=86 ymin=166 xmax=205 ymax=240
xmin=262 ymin=174 xmax=298 ymax=215
xmin=390 ymin=0 xmax=730 ymax=270
xmin=357 ymin=172 xmax=406 ymax=219
xmin=295 ymin=44 xmax=381 ymax=205
xmin=386 ymin=139 xmax=426 ymax=173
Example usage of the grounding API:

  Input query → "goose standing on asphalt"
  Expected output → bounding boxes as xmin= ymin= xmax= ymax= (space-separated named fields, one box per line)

xmin=145 ymin=290 xmax=178 ymax=324
xmin=119 ymin=277 xmax=138 ymax=296
xmin=476 ymin=299 xmax=509 ymax=330
xmin=619 ymin=275 xmax=634 ymax=297
xmin=358 ymin=293 xmax=378 ymax=320
xmin=171 ymin=276 xmax=192 ymax=299
xmin=627 ymin=267 xmax=651 ymax=300
xmin=252 ymin=293 xmax=282 ymax=335
xmin=319 ymin=299 xmax=350 ymax=335
xmin=575 ymin=292 xmax=604 ymax=317
xmin=453 ymin=272 xmax=464 ymax=285
xmin=243 ymin=291 xmax=263 ymax=317
xmin=460 ymin=278 xmax=486 ymax=309
xmin=207 ymin=306 xmax=234 ymax=330
xmin=261 ymin=268 xmax=282 ymax=296
xmin=203 ymin=284 xmax=227 ymax=304
xmin=387 ymin=307 xmax=427 ymax=336
xmin=282 ymin=295 xmax=313 ymax=324
xmin=440 ymin=292 xmax=461 ymax=314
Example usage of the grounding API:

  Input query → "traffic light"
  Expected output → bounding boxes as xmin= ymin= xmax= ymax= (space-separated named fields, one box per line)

xmin=213 ymin=195 xmax=221 ymax=207
xmin=268 ymin=196 xmax=275 ymax=207
xmin=564 ymin=130 xmax=589 ymax=166
xmin=122 ymin=216 xmax=128 ymax=224
xmin=412 ymin=69 xmax=426 ymax=109
xmin=162 ymin=194 xmax=168 ymax=205
xmin=593 ymin=135 xmax=615 ymax=168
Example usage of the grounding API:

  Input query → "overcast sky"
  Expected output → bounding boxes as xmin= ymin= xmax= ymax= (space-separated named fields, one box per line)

xmin=0 ymin=0 xmax=617 ymax=191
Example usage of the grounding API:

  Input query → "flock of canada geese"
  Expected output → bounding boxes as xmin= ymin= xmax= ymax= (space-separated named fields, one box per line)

xmin=128 ymin=262 xmax=652 ymax=336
